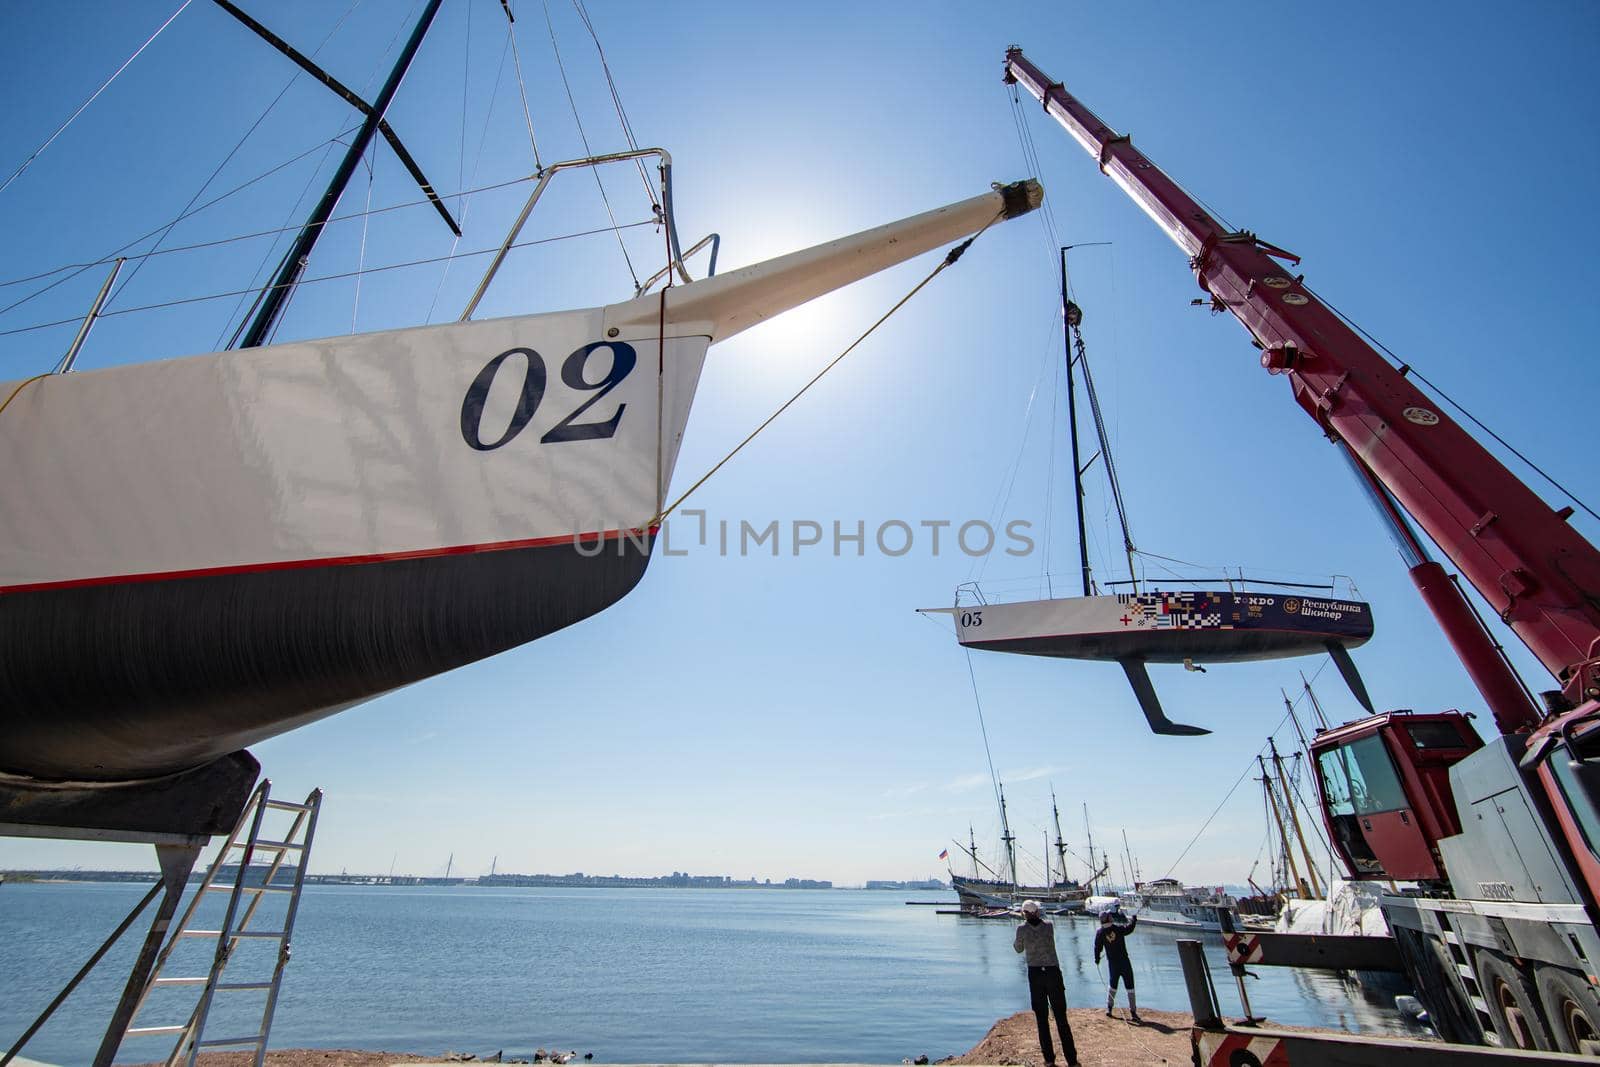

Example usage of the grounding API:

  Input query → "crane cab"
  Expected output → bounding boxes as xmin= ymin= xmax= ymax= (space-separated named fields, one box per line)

xmin=1310 ymin=711 xmax=1483 ymax=883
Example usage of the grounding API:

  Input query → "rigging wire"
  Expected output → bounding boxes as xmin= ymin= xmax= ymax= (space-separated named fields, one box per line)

xmin=1158 ymin=659 xmax=1332 ymax=879
xmin=0 ymin=0 xmax=195 ymax=197
xmin=647 ymin=220 xmax=1005 ymax=528
xmin=1073 ymin=320 xmax=1138 ymax=585
xmin=570 ymin=0 xmax=659 ymax=212
xmin=1040 ymin=331 xmax=1061 ymax=596
xmin=502 ymin=1 xmax=545 ymax=170
xmin=1006 ymin=85 xmax=1061 ymax=258
xmin=968 ymin=306 xmax=1061 ymax=585
xmin=350 ymin=143 xmax=377 ymax=333
xmin=964 ymin=649 xmax=1008 ymax=837
xmin=113 ymin=0 xmax=368 ymax=319
xmin=0 ymin=221 xmax=655 ymax=342
xmin=0 ymin=123 xmax=368 ymax=303
xmin=224 ymin=130 xmax=354 ymax=350
xmin=540 ymin=0 xmax=639 ymax=287
xmin=457 ymin=0 xmax=473 ymax=220
xmin=0 ymin=173 xmax=536 ymax=296
xmin=425 ymin=23 xmax=517 ymax=324
xmin=247 ymin=0 xmax=424 ymax=349
xmin=0 ymin=122 xmax=365 ymax=335
xmin=1309 ymin=283 xmax=1598 ymax=526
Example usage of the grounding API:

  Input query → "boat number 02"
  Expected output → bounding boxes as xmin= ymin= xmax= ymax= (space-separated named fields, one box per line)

xmin=460 ymin=342 xmax=637 ymax=451
xmin=960 ymin=611 xmax=983 ymax=627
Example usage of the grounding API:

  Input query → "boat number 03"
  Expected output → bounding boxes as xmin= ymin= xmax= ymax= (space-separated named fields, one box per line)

xmin=960 ymin=611 xmax=983 ymax=627
xmin=460 ymin=341 xmax=638 ymax=451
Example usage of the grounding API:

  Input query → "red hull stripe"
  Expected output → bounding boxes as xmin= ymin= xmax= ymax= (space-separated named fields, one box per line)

xmin=0 ymin=526 xmax=659 ymax=595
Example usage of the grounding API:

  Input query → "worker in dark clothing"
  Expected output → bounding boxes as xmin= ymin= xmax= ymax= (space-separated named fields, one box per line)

xmin=1093 ymin=910 xmax=1140 ymax=1022
xmin=1012 ymin=900 xmax=1079 ymax=1067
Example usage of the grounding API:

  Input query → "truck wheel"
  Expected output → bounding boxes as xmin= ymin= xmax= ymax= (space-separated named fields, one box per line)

xmin=1537 ymin=966 xmax=1600 ymax=1055
xmin=1476 ymin=951 xmax=1551 ymax=1050
xmin=1393 ymin=926 xmax=1481 ymax=1044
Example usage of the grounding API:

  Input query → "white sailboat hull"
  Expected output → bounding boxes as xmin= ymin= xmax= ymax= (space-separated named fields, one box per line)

xmin=0 ymin=180 xmax=1043 ymax=782
xmin=951 ymin=592 xmax=1373 ymax=663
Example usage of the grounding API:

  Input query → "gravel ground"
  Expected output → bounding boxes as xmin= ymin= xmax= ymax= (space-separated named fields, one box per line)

xmin=942 ymin=1007 xmax=1192 ymax=1066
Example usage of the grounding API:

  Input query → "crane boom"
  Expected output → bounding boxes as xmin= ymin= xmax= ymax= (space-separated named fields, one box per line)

xmin=1003 ymin=48 xmax=1600 ymax=725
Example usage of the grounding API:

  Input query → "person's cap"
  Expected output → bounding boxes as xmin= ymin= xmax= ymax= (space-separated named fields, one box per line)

xmin=1100 ymin=910 xmax=1114 ymax=922
xmin=1021 ymin=900 xmax=1041 ymax=915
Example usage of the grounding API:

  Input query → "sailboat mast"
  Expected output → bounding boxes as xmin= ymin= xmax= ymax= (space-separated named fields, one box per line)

xmin=969 ymin=825 xmax=980 ymax=880
xmin=999 ymin=785 xmax=1018 ymax=889
xmin=1260 ymin=754 xmax=1307 ymax=898
xmin=238 ymin=0 xmax=445 ymax=349
xmin=1270 ymin=737 xmax=1324 ymax=898
xmin=1301 ymin=670 xmax=1332 ymax=730
xmin=1059 ymin=248 xmax=1092 ymax=596
xmin=1083 ymin=803 xmax=1097 ymax=894
xmin=1051 ymin=788 xmax=1068 ymax=887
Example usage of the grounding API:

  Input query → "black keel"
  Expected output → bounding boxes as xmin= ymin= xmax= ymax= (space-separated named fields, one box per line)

xmin=1118 ymin=659 xmax=1211 ymax=736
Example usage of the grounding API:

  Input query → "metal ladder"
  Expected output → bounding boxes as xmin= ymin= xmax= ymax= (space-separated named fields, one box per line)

xmin=121 ymin=780 xmax=322 ymax=1067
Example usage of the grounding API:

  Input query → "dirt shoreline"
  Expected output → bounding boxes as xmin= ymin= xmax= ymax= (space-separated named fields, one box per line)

xmin=128 ymin=1008 xmax=1193 ymax=1066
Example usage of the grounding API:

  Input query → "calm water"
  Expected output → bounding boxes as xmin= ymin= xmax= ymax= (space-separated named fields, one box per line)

xmin=1 ymin=883 xmax=1421 ymax=1064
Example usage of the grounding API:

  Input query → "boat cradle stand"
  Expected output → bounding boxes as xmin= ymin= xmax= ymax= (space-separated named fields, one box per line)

xmin=0 ymin=750 xmax=259 ymax=1067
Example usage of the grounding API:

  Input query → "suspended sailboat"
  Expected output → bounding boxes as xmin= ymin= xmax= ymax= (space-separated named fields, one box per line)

xmin=0 ymin=2 xmax=1043 ymax=833
xmin=923 ymin=249 xmax=1373 ymax=735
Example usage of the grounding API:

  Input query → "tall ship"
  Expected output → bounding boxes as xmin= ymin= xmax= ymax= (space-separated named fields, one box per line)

xmin=1120 ymin=878 xmax=1241 ymax=931
xmin=948 ymin=788 xmax=1103 ymax=913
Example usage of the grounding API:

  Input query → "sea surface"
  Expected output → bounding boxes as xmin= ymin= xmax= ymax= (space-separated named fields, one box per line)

xmin=1 ymin=882 xmax=1424 ymax=1064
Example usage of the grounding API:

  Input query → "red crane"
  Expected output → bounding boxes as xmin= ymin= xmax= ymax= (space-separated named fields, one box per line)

xmin=1004 ymin=48 xmax=1600 ymax=1056
xmin=1004 ymin=48 xmax=1600 ymax=737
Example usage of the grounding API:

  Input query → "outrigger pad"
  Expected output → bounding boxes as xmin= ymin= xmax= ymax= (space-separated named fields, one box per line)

xmin=0 ymin=750 xmax=260 ymax=843
xmin=1119 ymin=660 xmax=1211 ymax=736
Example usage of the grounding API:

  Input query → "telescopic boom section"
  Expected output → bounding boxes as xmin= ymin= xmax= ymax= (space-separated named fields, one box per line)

xmin=1004 ymin=48 xmax=1600 ymax=721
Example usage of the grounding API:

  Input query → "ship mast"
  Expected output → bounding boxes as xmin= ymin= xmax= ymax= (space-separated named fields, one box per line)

xmin=1059 ymin=249 xmax=1093 ymax=597
xmin=1083 ymin=803 xmax=1098 ymax=895
xmin=1270 ymin=737 xmax=1324 ymax=898
xmin=999 ymin=784 xmax=1019 ymax=890
xmin=1051 ymin=788 xmax=1069 ymax=888
xmin=1259 ymin=754 xmax=1308 ymax=899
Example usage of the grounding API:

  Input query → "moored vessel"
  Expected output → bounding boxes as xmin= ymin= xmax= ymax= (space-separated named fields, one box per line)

xmin=1121 ymin=878 xmax=1241 ymax=931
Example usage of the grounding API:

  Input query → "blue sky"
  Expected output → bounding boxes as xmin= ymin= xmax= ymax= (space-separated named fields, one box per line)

xmin=1 ymin=1 xmax=1597 ymax=887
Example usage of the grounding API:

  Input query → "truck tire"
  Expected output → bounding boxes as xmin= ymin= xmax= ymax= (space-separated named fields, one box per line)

xmin=1393 ymin=925 xmax=1481 ymax=1044
xmin=1475 ymin=950 xmax=1552 ymax=1051
xmin=1537 ymin=965 xmax=1600 ymax=1056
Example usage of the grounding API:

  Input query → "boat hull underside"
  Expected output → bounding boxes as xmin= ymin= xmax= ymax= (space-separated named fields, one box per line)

xmin=963 ymin=627 xmax=1354 ymax=663
xmin=0 ymin=535 xmax=651 ymax=781
xmin=955 ymin=591 xmax=1372 ymax=664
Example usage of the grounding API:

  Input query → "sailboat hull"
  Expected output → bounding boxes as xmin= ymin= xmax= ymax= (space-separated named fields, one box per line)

xmin=0 ymin=181 xmax=1042 ymax=786
xmin=1 ymin=307 xmax=701 ymax=781
xmin=1 ymin=532 xmax=652 ymax=780
xmin=955 ymin=591 xmax=1373 ymax=663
